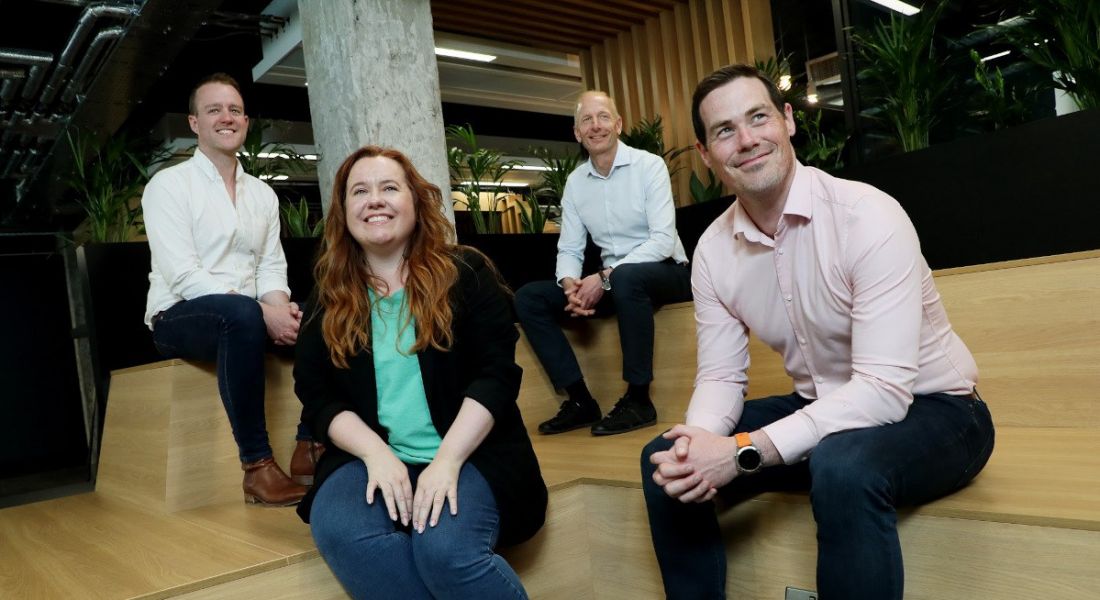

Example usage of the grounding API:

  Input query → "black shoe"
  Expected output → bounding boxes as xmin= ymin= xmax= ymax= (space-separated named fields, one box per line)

xmin=538 ymin=399 xmax=602 ymax=434
xmin=590 ymin=397 xmax=657 ymax=436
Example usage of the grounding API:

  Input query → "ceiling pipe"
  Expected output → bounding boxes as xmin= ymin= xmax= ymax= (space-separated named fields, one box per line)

xmin=0 ymin=79 xmax=16 ymax=108
xmin=2 ymin=149 xmax=25 ymax=178
xmin=60 ymin=26 xmax=125 ymax=105
xmin=0 ymin=48 xmax=55 ymax=106
xmin=36 ymin=3 xmax=138 ymax=111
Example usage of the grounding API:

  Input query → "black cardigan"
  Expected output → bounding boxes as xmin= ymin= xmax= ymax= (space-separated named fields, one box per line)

xmin=293 ymin=248 xmax=547 ymax=546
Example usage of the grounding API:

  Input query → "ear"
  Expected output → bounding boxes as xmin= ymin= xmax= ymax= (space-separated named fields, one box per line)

xmin=694 ymin=140 xmax=712 ymax=170
xmin=573 ymin=125 xmax=582 ymax=144
xmin=188 ymin=114 xmax=199 ymax=135
xmin=783 ymin=103 xmax=796 ymax=139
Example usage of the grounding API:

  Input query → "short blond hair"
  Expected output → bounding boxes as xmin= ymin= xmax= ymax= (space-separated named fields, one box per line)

xmin=574 ymin=90 xmax=620 ymax=124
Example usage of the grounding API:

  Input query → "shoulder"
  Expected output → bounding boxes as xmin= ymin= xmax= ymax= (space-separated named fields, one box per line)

xmin=146 ymin=160 xmax=191 ymax=189
xmin=695 ymin=201 xmax=738 ymax=256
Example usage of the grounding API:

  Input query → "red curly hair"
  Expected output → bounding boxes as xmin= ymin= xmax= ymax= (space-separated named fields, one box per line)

xmin=315 ymin=146 xmax=458 ymax=368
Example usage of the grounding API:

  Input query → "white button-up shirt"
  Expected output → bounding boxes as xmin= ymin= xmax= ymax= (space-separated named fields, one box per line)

xmin=687 ymin=163 xmax=977 ymax=463
xmin=142 ymin=148 xmax=290 ymax=328
xmin=555 ymin=141 xmax=688 ymax=283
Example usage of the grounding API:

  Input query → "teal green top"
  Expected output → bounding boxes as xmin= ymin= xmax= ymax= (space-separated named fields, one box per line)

xmin=370 ymin=288 xmax=441 ymax=464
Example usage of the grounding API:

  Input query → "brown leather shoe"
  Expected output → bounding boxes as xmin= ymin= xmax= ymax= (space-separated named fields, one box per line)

xmin=290 ymin=441 xmax=326 ymax=486
xmin=242 ymin=457 xmax=307 ymax=506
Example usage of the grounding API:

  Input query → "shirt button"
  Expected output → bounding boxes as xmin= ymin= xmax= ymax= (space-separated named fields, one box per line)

xmin=785 ymin=295 xmax=792 ymax=302
xmin=777 ymin=248 xmax=784 ymax=255
xmin=799 ymin=337 xmax=807 ymax=345
xmin=815 ymin=376 xmax=824 ymax=384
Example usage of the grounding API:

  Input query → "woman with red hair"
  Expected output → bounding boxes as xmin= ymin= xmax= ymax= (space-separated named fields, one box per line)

xmin=294 ymin=146 xmax=546 ymax=599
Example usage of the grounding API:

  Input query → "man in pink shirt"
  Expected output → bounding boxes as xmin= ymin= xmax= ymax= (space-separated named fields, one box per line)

xmin=641 ymin=64 xmax=995 ymax=599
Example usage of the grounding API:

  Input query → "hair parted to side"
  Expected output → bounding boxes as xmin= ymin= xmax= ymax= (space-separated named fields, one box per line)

xmin=188 ymin=72 xmax=243 ymax=115
xmin=315 ymin=145 xmax=459 ymax=369
xmin=691 ymin=64 xmax=785 ymax=146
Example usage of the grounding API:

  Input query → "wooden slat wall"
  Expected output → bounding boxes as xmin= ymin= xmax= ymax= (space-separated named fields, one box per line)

xmin=579 ymin=0 xmax=775 ymax=205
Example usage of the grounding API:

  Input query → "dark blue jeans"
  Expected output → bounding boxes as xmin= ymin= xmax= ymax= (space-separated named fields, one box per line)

xmin=151 ymin=293 xmax=308 ymax=463
xmin=514 ymin=260 xmax=692 ymax=388
xmin=641 ymin=391 xmax=995 ymax=600
xmin=310 ymin=460 xmax=527 ymax=600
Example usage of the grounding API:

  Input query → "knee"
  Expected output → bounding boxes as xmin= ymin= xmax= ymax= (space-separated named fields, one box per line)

xmin=412 ymin=535 xmax=490 ymax=590
xmin=514 ymin=282 xmax=551 ymax=320
xmin=640 ymin=434 xmax=675 ymax=487
xmin=218 ymin=295 xmax=266 ymax=338
xmin=607 ymin=263 xmax=643 ymax=291
xmin=808 ymin=444 xmax=892 ymax=520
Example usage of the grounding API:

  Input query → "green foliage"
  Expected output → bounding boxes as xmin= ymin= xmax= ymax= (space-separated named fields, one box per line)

xmin=446 ymin=124 xmax=519 ymax=234
xmin=516 ymin=195 xmax=549 ymax=234
xmin=689 ymin=170 xmax=724 ymax=204
xmin=618 ymin=115 xmax=690 ymax=176
xmin=529 ymin=145 xmax=582 ymax=206
xmin=968 ymin=49 xmax=1034 ymax=130
xmin=237 ymin=118 xmax=309 ymax=181
xmin=66 ymin=128 xmax=171 ymax=243
xmin=754 ymin=53 xmax=804 ymax=106
xmin=853 ymin=2 xmax=952 ymax=152
xmin=995 ymin=0 xmax=1100 ymax=110
xmin=280 ymin=197 xmax=323 ymax=238
xmin=794 ymin=110 xmax=848 ymax=170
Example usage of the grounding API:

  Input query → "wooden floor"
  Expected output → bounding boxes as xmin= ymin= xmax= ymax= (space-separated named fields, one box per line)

xmin=1 ymin=250 xmax=1098 ymax=599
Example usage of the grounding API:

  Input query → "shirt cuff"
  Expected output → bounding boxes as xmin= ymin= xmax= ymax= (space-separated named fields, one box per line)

xmin=684 ymin=380 xmax=744 ymax=435
xmin=761 ymin=412 xmax=819 ymax=464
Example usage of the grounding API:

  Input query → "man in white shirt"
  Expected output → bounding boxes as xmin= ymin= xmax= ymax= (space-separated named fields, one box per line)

xmin=514 ymin=91 xmax=692 ymax=436
xmin=143 ymin=73 xmax=314 ymax=506
xmin=641 ymin=64 xmax=994 ymax=599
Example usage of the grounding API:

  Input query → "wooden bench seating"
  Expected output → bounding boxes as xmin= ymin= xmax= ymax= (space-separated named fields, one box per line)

xmin=2 ymin=251 xmax=1097 ymax=599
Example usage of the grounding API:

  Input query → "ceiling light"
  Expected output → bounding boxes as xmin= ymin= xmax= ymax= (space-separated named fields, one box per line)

xmin=980 ymin=50 xmax=1011 ymax=62
xmin=460 ymin=181 xmax=528 ymax=187
xmin=435 ymin=47 xmax=496 ymax=62
xmin=807 ymin=94 xmax=819 ymax=104
xmin=511 ymin=165 xmax=551 ymax=171
xmin=778 ymin=75 xmax=792 ymax=91
xmin=868 ymin=0 xmax=920 ymax=16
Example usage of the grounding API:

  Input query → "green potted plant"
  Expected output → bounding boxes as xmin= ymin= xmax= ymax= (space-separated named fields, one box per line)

xmin=446 ymin=124 xmax=518 ymax=234
xmin=853 ymin=1 xmax=952 ymax=152
xmin=688 ymin=170 xmax=724 ymax=204
xmin=795 ymin=109 xmax=849 ymax=170
xmin=618 ymin=115 xmax=690 ymax=176
xmin=995 ymin=0 xmax=1100 ymax=110
xmin=66 ymin=128 xmax=171 ymax=243
xmin=280 ymin=197 xmax=324 ymax=238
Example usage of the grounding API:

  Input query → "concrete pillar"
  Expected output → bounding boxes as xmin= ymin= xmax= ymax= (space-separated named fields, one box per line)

xmin=298 ymin=0 xmax=453 ymax=222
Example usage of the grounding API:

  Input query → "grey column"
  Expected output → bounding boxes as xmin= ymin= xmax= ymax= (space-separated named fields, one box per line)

xmin=298 ymin=0 xmax=453 ymax=222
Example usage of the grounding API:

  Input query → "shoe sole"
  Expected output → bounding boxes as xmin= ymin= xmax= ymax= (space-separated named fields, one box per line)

xmin=538 ymin=419 xmax=601 ymax=435
xmin=244 ymin=494 xmax=304 ymax=507
xmin=590 ymin=418 xmax=657 ymax=436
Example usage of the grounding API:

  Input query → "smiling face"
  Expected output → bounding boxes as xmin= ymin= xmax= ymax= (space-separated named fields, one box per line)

xmin=188 ymin=82 xmax=248 ymax=159
xmin=343 ymin=156 xmax=417 ymax=256
xmin=694 ymin=77 xmax=797 ymax=201
xmin=573 ymin=92 xmax=623 ymax=158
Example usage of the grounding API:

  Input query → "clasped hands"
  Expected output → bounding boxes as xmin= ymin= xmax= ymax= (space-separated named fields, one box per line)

xmin=650 ymin=425 xmax=742 ymax=503
xmin=562 ymin=271 xmax=607 ymax=317
xmin=261 ymin=301 xmax=302 ymax=345
xmin=363 ymin=450 xmax=461 ymax=534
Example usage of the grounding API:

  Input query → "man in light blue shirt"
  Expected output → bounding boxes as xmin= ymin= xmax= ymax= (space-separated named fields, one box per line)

xmin=515 ymin=91 xmax=692 ymax=436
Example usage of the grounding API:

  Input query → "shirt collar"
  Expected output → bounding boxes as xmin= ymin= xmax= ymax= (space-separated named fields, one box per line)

xmin=583 ymin=140 xmax=633 ymax=178
xmin=730 ymin=161 xmax=812 ymax=246
xmin=191 ymin=147 xmax=244 ymax=183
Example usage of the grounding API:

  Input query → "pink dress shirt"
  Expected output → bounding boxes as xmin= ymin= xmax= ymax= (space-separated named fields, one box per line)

xmin=686 ymin=163 xmax=978 ymax=464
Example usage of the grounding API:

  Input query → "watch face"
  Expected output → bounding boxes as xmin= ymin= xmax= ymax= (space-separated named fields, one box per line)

xmin=601 ymin=280 xmax=611 ymax=291
xmin=737 ymin=447 xmax=762 ymax=472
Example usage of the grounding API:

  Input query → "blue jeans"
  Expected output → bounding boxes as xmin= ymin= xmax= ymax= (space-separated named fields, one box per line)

xmin=310 ymin=460 xmax=527 ymax=600
xmin=641 ymin=391 xmax=995 ymax=600
xmin=514 ymin=260 xmax=692 ymax=388
xmin=151 ymin=294 xmax=309 ymax=463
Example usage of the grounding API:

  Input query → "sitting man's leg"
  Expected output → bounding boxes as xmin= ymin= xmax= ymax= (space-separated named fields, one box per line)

xmin=641 ymin=393 xmax=811 ymax=600
xmin=151 ymin=293 xmax=306 ymax=505
xmin=809 ymin=392 xmax=994 ymax=599
xmin=514 ymin=280 xmax=602 ymax=434
xmin=593 ymin=261 xmax=692 ymax=435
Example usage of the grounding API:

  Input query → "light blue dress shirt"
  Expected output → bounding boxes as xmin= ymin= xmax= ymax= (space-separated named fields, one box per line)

xmin=554 ymin=141 xmax=688 ymax=284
